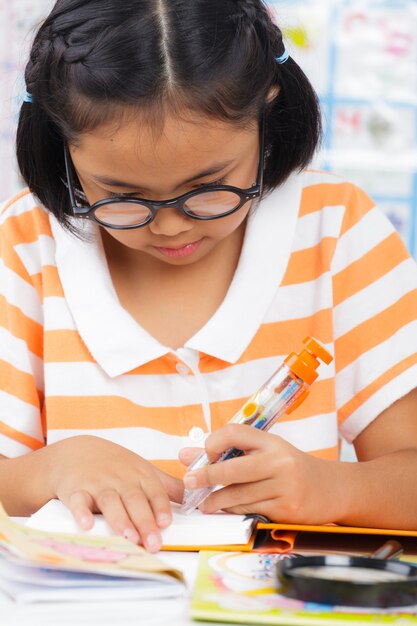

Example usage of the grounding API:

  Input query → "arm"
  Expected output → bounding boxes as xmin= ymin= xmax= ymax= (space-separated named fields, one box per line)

xmin=341 ymin=387 xmax=417 ymax=528
xmin=180 ymin=388 xmax=417 ymax=529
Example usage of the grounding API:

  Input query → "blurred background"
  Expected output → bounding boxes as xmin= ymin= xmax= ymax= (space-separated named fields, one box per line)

xmin=1 ymin=0 xmax=417 ymax=260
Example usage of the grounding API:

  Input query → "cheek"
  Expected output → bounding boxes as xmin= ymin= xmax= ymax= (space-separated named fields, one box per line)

xmin=103 ymin=227 xmax=148 ymax=249
xmin=208 ymin=203 xmax=252 ymax=238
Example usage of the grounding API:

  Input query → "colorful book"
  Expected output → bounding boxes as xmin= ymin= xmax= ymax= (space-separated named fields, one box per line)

xmin=190 ymin=551 xmax=417 ymax=625
xmin=0 ymin=503 xmax=185 ymax=604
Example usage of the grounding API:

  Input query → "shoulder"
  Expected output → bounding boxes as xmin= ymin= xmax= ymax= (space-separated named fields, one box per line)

xmin=0 ymin=189 xmax=56 ymax=282
xmin=0 ymin=189 xmax=53 ymax=246
xmin=298 ymin=170 xmax=375 ymax=217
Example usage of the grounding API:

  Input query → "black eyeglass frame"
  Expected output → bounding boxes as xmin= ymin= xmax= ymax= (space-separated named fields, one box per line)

xmin=63 ymin=115 xmax=266 ymax=230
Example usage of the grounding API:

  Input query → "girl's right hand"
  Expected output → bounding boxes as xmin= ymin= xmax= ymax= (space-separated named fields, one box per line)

xmin=47 ymin=435 xmax=183 ymax=552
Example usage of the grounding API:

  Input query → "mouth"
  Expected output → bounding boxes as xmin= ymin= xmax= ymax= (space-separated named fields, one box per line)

xmin=153 ymin=238 xmax=204 ymax=258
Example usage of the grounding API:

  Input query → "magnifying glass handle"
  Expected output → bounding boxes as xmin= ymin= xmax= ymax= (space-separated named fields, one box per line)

xmin=371 ymin=540 xmax=404 ymax=560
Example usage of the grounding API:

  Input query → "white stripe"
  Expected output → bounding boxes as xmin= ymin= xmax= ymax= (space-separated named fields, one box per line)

xmin=14 ymin=235 xmax=56 ymax=277
xmin=44 ymin=296 xmax=77 ymax=331
xmin=270 ymin=412 xmax=338 ymax=452
xmin=331 ymin=207 xmax=395 ymax=274
xmin=0 ymin=433 xmax=32 ymax=458
xmin=0 ymin=391 xmax=43 ymax=441
xmin=0 ymin=259 xmax=43 ymax=325
xmin=47 ymin=427 xmax=203 ymax=461
xmin=44 ymin=362 xmax=205 ymax=406
xmin=47 ymin=415 xmax=339 ymax=460
xmin=336 ymin=321 xmax=417 ymax=408
xmin=44 ymin=355 xmax=335 ymax=407
xmin=292 ymin=205 xmax=345 ymax=252
xmin=264 ymin=273 xmax=333 ymax=322
xmin=340 ymin=365 xmax=417 ymax=444
xmin=334 ymin=259 xmax=417 ymax=338
xmin=0 ymin=327 xmax=44 ymax=390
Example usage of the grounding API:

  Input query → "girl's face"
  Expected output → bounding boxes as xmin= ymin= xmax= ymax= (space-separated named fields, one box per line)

xmin=69 ymin=112 xmax=260 ymax=266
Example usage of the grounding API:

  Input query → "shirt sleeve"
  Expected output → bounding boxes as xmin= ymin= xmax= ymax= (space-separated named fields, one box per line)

xmin=331 ymin=183 xmax=417 ymax=443
xmin=0 ymin=228 xmax=45 ymax=457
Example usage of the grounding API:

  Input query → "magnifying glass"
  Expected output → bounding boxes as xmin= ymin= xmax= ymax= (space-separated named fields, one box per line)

xmin=274 ymin=540 xmax=417 ymax=608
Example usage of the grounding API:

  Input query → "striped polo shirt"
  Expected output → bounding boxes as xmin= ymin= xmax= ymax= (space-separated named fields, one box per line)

xmin=1 ymin=170 xmax=417 ymax=479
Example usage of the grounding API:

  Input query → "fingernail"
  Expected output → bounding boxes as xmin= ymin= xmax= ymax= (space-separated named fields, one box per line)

xmin=157 ymin=513 xmax=171 ymax=528
xmin=124 ymin=528 xmax=139 ymax=543
xmin=146 ymin=534 xmax=161 ymax=552
xmin=184 ymin=473 xmax=197 ymax=489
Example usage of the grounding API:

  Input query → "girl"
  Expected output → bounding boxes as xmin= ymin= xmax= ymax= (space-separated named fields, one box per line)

xmin=1 ymin=0 xmax=417 ymax=553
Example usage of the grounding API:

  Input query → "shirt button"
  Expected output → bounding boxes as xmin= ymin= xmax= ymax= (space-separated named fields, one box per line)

xmin=188 ymin=427 xmax=205 ymax=443
xmin=176 ymin=362 xmax=190 ymax=376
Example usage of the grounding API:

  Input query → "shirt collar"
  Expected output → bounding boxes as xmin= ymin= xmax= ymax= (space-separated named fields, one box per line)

xmin=51 ymin=173 xmax=302 ymax=377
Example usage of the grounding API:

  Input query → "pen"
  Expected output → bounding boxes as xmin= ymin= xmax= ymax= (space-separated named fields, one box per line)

xmin=181 ymin=336 xmax=333 ymax=514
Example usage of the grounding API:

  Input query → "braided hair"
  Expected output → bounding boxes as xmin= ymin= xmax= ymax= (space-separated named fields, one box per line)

xmin=17 ymin=0 xmax=321 ymax=229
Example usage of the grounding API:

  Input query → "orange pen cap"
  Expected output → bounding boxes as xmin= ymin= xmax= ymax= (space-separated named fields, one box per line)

xmin=284 ymin=336 xmax=333 ymax=385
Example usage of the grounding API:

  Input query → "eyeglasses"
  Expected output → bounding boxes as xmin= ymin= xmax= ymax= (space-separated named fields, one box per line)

xmin=63 ymin=117 xmax=265 ymax=230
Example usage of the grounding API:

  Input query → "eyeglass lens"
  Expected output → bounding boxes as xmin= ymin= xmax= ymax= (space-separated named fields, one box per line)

xmin=93 ymin=189 xmax=243 ymax=227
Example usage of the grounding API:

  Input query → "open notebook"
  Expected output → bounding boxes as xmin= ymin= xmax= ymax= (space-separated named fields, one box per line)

xmin=26 ymin=499 xmax=258 ymax=550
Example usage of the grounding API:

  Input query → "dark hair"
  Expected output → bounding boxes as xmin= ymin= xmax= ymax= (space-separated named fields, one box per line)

xmin=17 ymin=0 xmax=322 ymax=229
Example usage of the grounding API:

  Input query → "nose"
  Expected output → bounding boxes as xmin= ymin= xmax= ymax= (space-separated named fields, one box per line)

xmin=148 ymin=206 xmax=194 ymax=237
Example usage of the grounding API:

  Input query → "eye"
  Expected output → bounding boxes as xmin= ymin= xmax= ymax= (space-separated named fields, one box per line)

xmin=107 ymin=190 xmax=143 ymax=199
xmin=104 ymin=178 xmax=228 ymax=198
xmin=196 ymin=177 xmax=226 ymax=189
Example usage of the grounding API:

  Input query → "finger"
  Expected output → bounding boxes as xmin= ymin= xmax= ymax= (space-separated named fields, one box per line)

xmin=141 ymin=477 xmax=173 ymax=529
xmin=94 ymin=488 xmax=141 ymax=545
xmin=67 ymin=490 xmax=96 ymax=530
xmin=156 ymin=470 xmax=184 ymax=505
xmin=204 ymin=424 xmax=277 ymax=461
xmin=121 ymin=489 xmax=163 ymax=552
xmin=178 ymin=447 xmax=204 ymax=467
xmin=183 ymin=452 xmax=274 ymax=490
xmin=199 ymin=479 xmax=277 ymax=514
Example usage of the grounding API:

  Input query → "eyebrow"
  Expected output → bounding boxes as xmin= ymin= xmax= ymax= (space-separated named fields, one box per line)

xmin=91 ymin=161 xmax=235 ymax=192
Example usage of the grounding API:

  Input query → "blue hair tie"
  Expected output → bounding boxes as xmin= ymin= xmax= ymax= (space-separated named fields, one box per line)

xmin=23 ymin=91 xmax=33 ymax=103
xmin=275 ymin=48 xmax=289 ymax=64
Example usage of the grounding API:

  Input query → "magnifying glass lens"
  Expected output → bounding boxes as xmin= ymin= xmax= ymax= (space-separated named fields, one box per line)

xmin=291 ymin=565 xmax=409 ymax=584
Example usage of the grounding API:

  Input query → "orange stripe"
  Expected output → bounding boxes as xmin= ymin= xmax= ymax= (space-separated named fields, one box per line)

xmin=335 ymin=290 xmax=417 ymax=371
xmin=238 ymin=309 xmax=333 ymax=363
xmin=0 ymin=295 xmax=43 ymax=359
xmin=281 ymin=238 xmax=337 ymax=286
xmin=308 ymin=445 xmax=339 ymax=461
xmin=333 ymin=233 xmax=410 ymax=306
xmin=129 ymin=354 xmax=193 ymax=376
xmin=339 ymin=353 xmax=417 ymax=424
xmin=31 ymin=266 xmax=65 ymax=300
xmin=2 ymin=209 xmax=52 ymax=246
xmin=0 ymin=420 xmax=44 ymax=451
xmin=0 ymin=360 xmax=41 ymax=408
xmin=0 ymin=234 xmax=33 ymax=285
xmin=299 ymin=182 xmax=374 ymax=221
xmin=45 ymin=330 xmax=95 ymax=363
xmin=46 ymin=396 xmax=207 ymax=434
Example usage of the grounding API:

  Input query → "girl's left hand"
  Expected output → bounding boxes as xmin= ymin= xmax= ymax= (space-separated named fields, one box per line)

xmin=179 ymin=424 xmax=347 ymax=524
